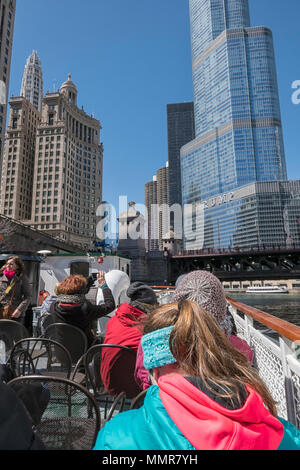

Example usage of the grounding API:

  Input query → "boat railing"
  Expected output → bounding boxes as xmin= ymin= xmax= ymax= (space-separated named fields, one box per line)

xmin=154 ymin=288 xmax=300 ymax=430
xmin=226 ymin=296 xmax=300 ymax=429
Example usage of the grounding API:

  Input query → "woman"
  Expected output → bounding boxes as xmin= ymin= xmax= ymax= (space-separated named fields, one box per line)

xmin=100 ymin=281 xmax=158 ymax=398
xmin=172 ymin=270 xmax=254 ymax=362
xmin=94 ymin=300 xmax=300 ymax=450
xmin=0 ymin=256 xmax=31 ymax=323
xmin=50 ymin=271 xmax=115 ymax=347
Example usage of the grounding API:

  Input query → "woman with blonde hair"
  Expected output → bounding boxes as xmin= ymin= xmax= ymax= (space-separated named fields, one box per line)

xmin=94 ymin=300 xmax=300 ymax=450
xmin=0 ymin=256 xmax=31 ymax=323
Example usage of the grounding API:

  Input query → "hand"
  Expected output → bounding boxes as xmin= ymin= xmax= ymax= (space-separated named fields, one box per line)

xmin=97 ymin=271 xmax=106 ymax=287
xmin=11 ymin=309 xmax=22 ymax=319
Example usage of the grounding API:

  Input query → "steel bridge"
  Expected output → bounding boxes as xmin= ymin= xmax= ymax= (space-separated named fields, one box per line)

xmin=168 ymin=245 xmax=300 ymax=284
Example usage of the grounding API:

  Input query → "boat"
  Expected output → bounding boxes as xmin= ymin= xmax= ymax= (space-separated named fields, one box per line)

xmin=246 ymin=285 xmax=289 ymax=294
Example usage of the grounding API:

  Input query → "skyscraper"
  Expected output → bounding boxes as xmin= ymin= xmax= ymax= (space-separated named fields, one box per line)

xmin=181 ymin=0 xmax=289 ymax=250
xmin=29 ymin=75 xmax=103 ymax=249
xmin=167 ymin=102 xmax=195 ymax=212
xmin=0 ymin=95 xmax=41 ymax=219
xmin=0 ymin=0 xmax=16 ymax=168
xmin=20 ymin=50 xmax=44 ymax=112
xmin=144 ymin=163 xmax=169 ymax=251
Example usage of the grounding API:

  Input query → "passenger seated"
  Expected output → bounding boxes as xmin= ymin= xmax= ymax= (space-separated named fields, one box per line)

xmin=172 ymin=270 xmax=254 ymax=363
xmin=50 ymin=272 xmax=115 ymax=347
xmin=94 ymin=300 xmax=300 ymax=450
xmin=100 ymin=282 xmax=158 ymax=398
xmin=135 ymin=270 xmax=254 ymax=391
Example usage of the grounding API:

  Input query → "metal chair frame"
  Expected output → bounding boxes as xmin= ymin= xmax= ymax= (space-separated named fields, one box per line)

xmin=8 ymin=374 xmax=101 ymax=450
xmin=8 ymin=337 xmax=73 ymax=378
xmin=43 ymin=322 xmax=88 ymax=365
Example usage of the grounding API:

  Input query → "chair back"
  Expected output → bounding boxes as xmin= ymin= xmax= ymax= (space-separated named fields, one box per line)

xmin=43 ymin=323 xmax=88 ymax=364
xmin=81 ymin=343 xmax=139 ymax=399
xmin=8 ymin=375 xmax=101 ymax=450
xmin=0 ymin=319 xmax=29 ymax=359
xmin=130 ymin=389 xmax=147 ymax=409
xmin=36 ymin=313 xmax=54 ymax=337
xmin=9 ymin=337 xmax=73 ymax=378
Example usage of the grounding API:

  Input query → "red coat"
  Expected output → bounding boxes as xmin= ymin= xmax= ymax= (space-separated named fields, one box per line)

xmin=100 ymin=303 xmax=146 ymax=398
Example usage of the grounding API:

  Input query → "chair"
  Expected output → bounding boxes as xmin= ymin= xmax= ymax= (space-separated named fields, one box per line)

xmin=130 ymin=389 xmax=147 ymax=409
xmin=0 ymin=319 xmax=29 ymax=361
xmin=43 ymin=323 xmax=88 ymax=365
xmin=8 ymin=375 xmax=101 ymax=450
xmin=36 ymin=313 xmax=54 ymax=337
xmin=8 ymin=337 xmax=73 ymax=379
xmin=72 ymin=344 xmax=138 ymax=421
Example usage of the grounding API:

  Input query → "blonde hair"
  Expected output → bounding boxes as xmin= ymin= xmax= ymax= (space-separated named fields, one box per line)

xmin=143 ymin=300 xmax=277 ymax=416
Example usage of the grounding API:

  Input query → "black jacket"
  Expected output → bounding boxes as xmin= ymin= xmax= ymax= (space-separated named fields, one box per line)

xmin=0 ymin=380 xmax=45 ymax=450
xmin=50 ymin=287 xmax=115 ymax=346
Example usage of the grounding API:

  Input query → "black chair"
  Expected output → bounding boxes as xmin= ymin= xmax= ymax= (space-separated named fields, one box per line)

xmin=43 ymin=323 xmax=88 ymax=365
xmin=130 ymin=389 xmax=147 ymax=409
xmin=36 ymin=313 xmax=54 ymax=337
xmin=72 ymin=344 xmax=138 ymax=421
xmin=0 ymin=319 xmax=29 ymax=361
xmin=8 ymin=337 xmax=73 ymax=379
xmin=8 ymin=375 xmax=101 ymax=450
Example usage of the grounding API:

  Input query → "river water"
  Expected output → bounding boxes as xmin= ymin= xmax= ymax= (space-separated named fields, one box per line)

xmin=228 ymin=292 xmax=300 ymax=328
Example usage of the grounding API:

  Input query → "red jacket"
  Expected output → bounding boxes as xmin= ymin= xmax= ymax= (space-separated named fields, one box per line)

xmin=100 ymin=303 xmax=146 ymax=398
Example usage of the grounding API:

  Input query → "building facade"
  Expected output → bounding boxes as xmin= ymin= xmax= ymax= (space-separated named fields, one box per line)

xmin=182 ymin=0 xmax=289 ymax=250
xmin=0 ymin=0 xmax=16 ymax=169
xmin=145 ymin=176 xmax=158 ymax=251
xmin=29 ymin=75 xmax=103 ymax=249
xmin=145 ymin=163 xmax=169 ymax=252
xmin=186 ymin=181 xmax=300 ymax=251
xmin=167 ymin=102 xmax=195 ymax=212
xmin=20 ymin=50 xmax=44 ymax=112
xmin=0 ymin=95 xmax=41 ymax=219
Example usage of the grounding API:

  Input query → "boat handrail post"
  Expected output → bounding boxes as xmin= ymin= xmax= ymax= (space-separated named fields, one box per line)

xmin=279 ymin=336 xmax=298 ymax=427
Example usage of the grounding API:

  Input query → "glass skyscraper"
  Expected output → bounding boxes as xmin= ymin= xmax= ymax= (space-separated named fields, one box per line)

xmin=181 ymin=0 xmax=292 ymax=250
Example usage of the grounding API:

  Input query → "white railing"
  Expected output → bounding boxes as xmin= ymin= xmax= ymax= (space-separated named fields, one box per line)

xmin=227 ymin=297 xmax=300 ymax=429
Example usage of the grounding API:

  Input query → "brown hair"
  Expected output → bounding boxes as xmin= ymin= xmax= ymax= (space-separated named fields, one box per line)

xmin=55 ymin=274 xmax=87 ymax=295
xmin=143 ymin=300 xmax=277 ymax=416
xmin=1 ymin=256 xmax=25 ymax=274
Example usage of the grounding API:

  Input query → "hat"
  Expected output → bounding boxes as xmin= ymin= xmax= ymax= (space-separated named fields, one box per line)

xmin=141 ymin=326 xmax=176 ymax=370
xmin=127 ymin=282 xmax=158 ymax=305
xmin=173 ymin=271 xmax=227 ymax=327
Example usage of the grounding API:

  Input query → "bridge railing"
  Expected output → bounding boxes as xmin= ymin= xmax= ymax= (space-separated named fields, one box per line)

xmin=173 ymin=244 xmax=300 ymax=257
xmin=153 ymin=288 xmax=300 ymax=429
xmin=227 ymin=297 xmax=300 ymax=429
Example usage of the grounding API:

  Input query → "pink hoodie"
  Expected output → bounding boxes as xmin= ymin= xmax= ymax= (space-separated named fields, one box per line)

xmin=158 ymin=374 xmax=284 ymax=450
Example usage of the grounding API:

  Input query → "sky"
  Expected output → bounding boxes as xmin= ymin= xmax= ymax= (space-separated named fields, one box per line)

xmin=8 ymin=0 xmax=300 ymax=214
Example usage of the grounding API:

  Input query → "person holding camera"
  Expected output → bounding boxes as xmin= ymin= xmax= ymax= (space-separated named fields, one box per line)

xmin=49 ymin=271 xmax=115 ymax=347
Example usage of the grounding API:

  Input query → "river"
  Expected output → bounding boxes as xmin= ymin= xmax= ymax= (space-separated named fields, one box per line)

xmin=228 ymin=292 xmax=300 ymax=328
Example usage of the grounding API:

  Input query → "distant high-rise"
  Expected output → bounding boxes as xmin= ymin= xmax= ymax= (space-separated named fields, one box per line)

xmin=0 ymin=0 xmax=16 ymax=167
xmin=181 ymin=0 xmax=289 ymax=250
xmin=167 ymin=102 xmax=195 ymax=211
xmin=145 ymin=163 xmax=169 ymax=251
xmin=20 ymin=50 xmax=44 ymax=112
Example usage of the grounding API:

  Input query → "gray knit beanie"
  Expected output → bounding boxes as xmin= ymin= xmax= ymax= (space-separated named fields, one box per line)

xmin=173 ymin=270 xmax=231 ymax=334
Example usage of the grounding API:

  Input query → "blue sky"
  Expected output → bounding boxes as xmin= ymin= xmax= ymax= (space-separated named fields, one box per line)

xmin=8 ymin=0 xmax=300 ymax=213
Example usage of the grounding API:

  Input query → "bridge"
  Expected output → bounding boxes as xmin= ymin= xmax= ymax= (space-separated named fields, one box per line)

xmin=168 ymin=245 xmax=300 ymax=284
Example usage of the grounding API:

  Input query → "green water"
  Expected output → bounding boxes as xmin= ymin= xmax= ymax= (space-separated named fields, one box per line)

xmin=228 ymin=292 xmax=300 ymax=328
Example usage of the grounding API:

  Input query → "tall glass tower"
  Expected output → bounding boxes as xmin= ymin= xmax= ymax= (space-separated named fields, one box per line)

xmin=181 ymin=0 xmax=289 ymax=250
